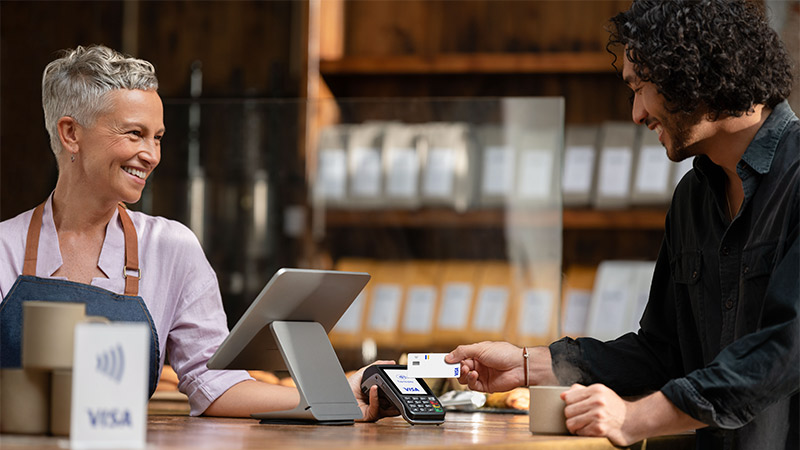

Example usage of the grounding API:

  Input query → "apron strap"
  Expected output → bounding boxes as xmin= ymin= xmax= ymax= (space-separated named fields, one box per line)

xmin=22 ymin=203 xmax=46 ymax=276
xmin=117 ymin=203 xmax=140 ymax=297
xmin=23 ymin=201 xmax=140 ymax=296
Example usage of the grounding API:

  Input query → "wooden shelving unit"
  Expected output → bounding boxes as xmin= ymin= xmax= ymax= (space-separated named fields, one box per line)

xmin=304 ymin=1 xmax=667 ymax=352
xmin=320 ymin=52 xmax=616 ymax=75
xmin=325 ymin=208 xmax=667 ymax=230
xmin=562 ymin=208 xmax=667 ymax=229
xmin=307 ymin=0 xmax=662 ymax=269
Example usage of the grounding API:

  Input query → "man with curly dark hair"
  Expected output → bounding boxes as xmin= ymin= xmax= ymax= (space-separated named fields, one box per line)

xmin=446 ymin=1 xmax=799 ymax=449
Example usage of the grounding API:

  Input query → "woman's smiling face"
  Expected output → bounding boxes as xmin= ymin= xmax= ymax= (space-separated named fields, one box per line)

xmin=74 ymin=89 xmax=164 ymax=204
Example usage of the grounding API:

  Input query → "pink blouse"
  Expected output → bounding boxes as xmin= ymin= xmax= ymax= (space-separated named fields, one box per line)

xmin=0 ymin=195 xmax=253 ymax=415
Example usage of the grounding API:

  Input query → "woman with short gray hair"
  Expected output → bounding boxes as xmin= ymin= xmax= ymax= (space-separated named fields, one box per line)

xmin=0 ymin=45 xmax=390 ymax=420
xmin=41 ymin=45 xmax=159 ymax=158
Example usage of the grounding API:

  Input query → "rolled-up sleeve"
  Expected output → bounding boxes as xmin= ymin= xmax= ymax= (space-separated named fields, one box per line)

xmin=163 ymin=230 xmax=252 ymax=416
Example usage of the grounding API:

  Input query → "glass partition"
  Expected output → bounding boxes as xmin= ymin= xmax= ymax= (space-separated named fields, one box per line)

xmin=144 ymin=97 xmax=564 ymax=362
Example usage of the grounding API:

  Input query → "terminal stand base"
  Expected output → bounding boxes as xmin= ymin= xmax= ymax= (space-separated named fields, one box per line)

xmin=251 ymin=321 xmax=362 ymax=425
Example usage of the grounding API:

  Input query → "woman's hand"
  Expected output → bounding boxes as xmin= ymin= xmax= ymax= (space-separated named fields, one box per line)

xmin=347 ymin=360 xmax=400 ymax=422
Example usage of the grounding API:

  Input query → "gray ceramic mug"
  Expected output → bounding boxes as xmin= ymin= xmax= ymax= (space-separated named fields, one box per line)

xmin=529 ymin=386 xmax=570 ymax=434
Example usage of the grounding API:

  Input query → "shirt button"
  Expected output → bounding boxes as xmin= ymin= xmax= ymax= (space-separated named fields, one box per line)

xmin=722 ymin=247 xmax=730 ymax=256
xmin=725 ymin=299 xmax=734 ymax=310
xmin=691 ymin=271 xmax=698 ymax=280
xmin=743 ymin=266 xmax=750 ymax=275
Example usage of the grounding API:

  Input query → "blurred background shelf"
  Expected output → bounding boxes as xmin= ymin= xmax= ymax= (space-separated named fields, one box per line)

xmin=562 ymin=208 xmax=666 ymax=229
xmin=325 ymin=208 xmax=667 ymax=230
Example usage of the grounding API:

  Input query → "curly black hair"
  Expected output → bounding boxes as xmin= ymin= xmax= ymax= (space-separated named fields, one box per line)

xmin=608 ymin=0 xmax=794 ymax=119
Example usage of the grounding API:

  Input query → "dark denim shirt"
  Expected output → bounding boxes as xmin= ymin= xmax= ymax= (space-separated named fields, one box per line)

xmin=550 ymin=100 xmax=799 ymax=450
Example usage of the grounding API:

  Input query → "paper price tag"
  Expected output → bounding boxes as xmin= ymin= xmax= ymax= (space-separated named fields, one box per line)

xmin=386 ymin=147 xmax=419 ymax=198
xmin=517 ymin=149 xmax=554 ymax=199
xmin=316 ymin=149 xmax=347 ymax=200
xmin=437 ymin=282 xmax=473 ymax=330
xmin=402 ymin=285 xmax=437 ymax=333
xmin=350 ymin=146 xmax=382 ymax=197
xmin=367 ymin=284 xmax=402 ymax=331
xmin=598 ymin=147 xmax=633 ymax=197
xmin=595 ymin=289 xmax=628 ymax=334
xmin=423 ymin=147 xmax=457 ymax=197
xmin=472 ymin=286 xmax=509 ymax=332
xmin=518 ymin=289 xmax=554 ymax=336
xmin=635 ymin=145 xmax=671 ymax=194
xmin=563 ymin=145 xmax=595 ymax=194
xmin=482 ymin=146 xmax=515 ymax=196
xmin=562 ymin=289 xmax=591 ymax=336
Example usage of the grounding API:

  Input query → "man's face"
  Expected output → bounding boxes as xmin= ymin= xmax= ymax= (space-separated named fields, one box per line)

xmin=622 ymin=52 xmax=708 ymax=162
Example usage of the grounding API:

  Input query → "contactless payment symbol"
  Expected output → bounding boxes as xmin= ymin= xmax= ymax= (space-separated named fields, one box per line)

xmin=96 ymin=344 xmax=125 ymax=383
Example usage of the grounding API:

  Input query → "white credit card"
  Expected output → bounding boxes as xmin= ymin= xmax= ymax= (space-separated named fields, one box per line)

xmin=407 ymin=353 xmax=460 ymax=378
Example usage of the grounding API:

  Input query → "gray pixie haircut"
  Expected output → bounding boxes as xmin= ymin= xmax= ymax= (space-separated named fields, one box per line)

xmin=42 ymin=45 xmax=159 ymax=156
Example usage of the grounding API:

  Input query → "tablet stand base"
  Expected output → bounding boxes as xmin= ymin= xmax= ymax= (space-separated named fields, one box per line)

xmin=251 ymin=321 xmax=362 ymax=425
xmin=257 ymin=418 xmax=355 ymax=426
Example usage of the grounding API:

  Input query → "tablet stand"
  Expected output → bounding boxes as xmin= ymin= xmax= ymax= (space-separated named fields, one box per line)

xmin=252 ymin=321 xmax=363 ymax=425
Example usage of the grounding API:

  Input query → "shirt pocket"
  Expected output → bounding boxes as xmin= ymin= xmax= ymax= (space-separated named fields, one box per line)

xmin=672 ymin=250 xmax=703 ymax=285
xmin=739 ymin=242 xmax=777 ymax=332
xmin=741 ymin=242 xmax=776 ymax=280
xmin=671 ymin=250 xmax=706 ymax=341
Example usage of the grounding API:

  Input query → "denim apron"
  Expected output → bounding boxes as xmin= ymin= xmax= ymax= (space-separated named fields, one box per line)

xmin=0 ymin=202 xmax=160 ymax=397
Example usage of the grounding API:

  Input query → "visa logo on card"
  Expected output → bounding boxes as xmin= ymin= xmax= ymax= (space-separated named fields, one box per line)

xmin=407 ymin=353 xmax=460 ymax=378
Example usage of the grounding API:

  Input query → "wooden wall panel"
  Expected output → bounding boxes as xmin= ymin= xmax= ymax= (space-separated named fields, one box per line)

xmin=344 ymin=1 xmax=433 ymax=55
xmin=342 ymin=0 xmax=632 ymax=55
xmin=323 ymin=73 xmax=631 ymax=124
xmin=137 ymin=1 xmax=297 ymax=98
xmin=0 ymin=1 xmax=124 ymax=219
xmin=321 ymin=0 xmax=634 ymax=125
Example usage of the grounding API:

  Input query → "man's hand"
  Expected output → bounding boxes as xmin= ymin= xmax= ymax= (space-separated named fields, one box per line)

xmin=445 ymin=341 xmax=526 ymax=392
xmin=347 ymin=360 xmax=399 ymax=422
xmin=562 ymin=384 xmax=705 ymax=447
xmin=562 ymin=384 xmax=637 ymax=446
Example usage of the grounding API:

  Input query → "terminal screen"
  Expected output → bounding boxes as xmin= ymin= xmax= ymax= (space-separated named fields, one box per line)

xmin=384 ymin=369 xmax=427 ymax=395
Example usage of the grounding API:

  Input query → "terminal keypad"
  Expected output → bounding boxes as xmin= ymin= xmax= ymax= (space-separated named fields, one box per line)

xmin=404 ymin=396 xmax=443 ymax=414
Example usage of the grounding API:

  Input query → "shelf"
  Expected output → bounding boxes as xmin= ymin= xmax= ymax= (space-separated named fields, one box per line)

xmin=325 ymin=208 xmax=667 ymax=230
xmin=319 ymin=52 xmax=616 ymax=75
xmin=563 ymin=208 xmax=666 ymax=230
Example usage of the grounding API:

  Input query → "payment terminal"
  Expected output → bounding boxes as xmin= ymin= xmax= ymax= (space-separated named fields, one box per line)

xmin=361 ymin=364 xmax=445 ymax=425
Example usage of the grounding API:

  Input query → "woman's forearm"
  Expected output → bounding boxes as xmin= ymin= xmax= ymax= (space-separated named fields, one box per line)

xmin=202 ymin=380 xmax=300 ymax=418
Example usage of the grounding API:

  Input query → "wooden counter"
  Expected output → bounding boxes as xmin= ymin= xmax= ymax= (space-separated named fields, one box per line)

xmin=1 ymin=411 xmax=694 ymax=450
